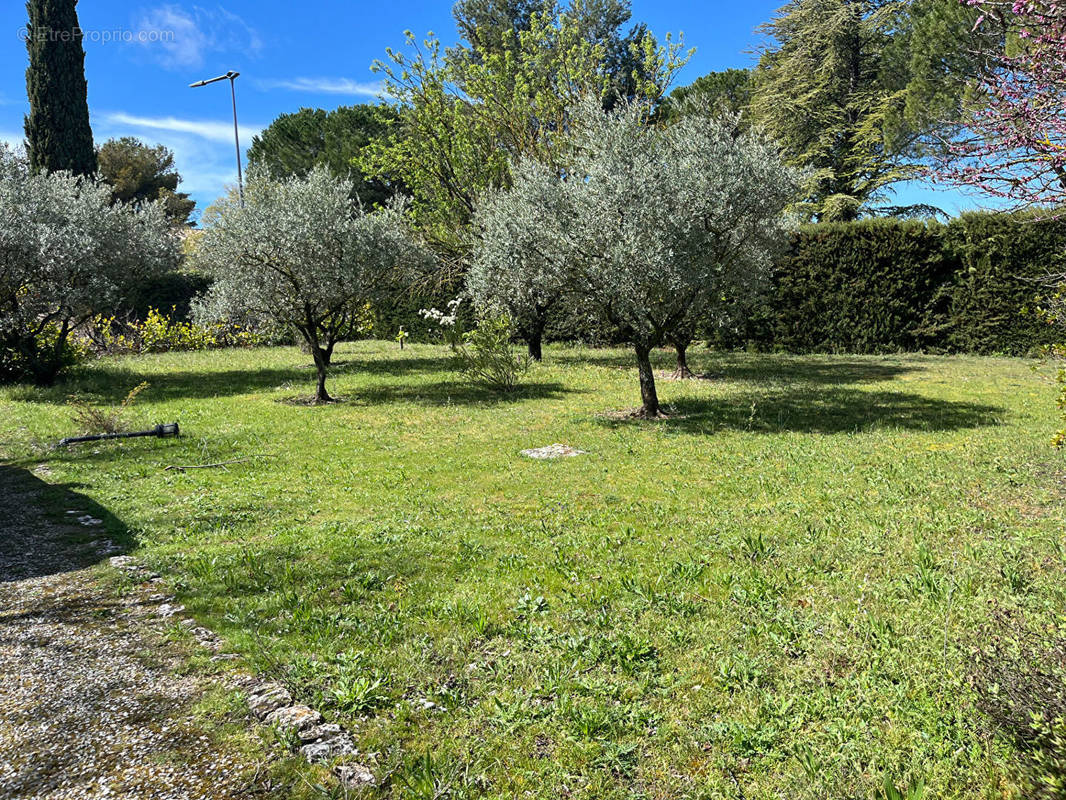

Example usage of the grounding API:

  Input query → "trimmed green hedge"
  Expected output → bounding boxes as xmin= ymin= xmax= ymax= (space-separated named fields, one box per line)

xmin=718 ymin=212 xmax=1064 ymax=356
xmin=942 ymin=211 xmax=1066 ymax=355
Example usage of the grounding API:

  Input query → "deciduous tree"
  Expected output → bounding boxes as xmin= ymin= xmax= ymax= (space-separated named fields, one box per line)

xmin=360 ymin=1 xmax=688 ymax=269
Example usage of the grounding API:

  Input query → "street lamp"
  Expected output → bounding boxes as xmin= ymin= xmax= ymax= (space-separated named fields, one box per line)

xmin=190 ymin=70 xmax=244 ymax=205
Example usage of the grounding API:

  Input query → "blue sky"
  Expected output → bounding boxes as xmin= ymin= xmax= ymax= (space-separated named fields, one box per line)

xmin=0 ymin=1 xmax=994 ymax=219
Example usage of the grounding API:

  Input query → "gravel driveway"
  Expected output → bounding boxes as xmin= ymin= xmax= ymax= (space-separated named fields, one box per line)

xmin=0 ymin=465 xmax=261 ymax=800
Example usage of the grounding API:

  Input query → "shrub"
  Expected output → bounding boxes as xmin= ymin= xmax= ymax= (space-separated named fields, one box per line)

xmin=764 ymin=219 xmax=956 ymax=354
xmin=124 ymin=269 xmax=212 ymax=322
xmin=421 ymin=302 xmax=532 ymax=392
xmin=943 ymin=211 xmax=1066 ymax=355
xmin=712 ymin=212 xmax=1066 ymax=356
xmin=0 ymin=323 xmax=89 ymax=384
xmin=86 ymin=308 xmax=260 ymax=355
xmin=454 ymin=315 xmax=532 ymax=392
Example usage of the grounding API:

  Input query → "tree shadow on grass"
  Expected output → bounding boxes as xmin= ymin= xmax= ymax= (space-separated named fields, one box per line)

xmin=8 ymin=365 xmax=316 ymax=405
xmin=597 ymin=388 xmax=1005 ymax=435
xmin=340 ymin=379 xmax=576 ymax=407
xmin=8 ymin=353 xmax=468 ymax=406
xmin=710 ymin=356 xmax=922 ymax=386
xmin=563 ymin=348 xmax=923 ymax=386
xmin=0 ymin=464 xmax=136 ymax=582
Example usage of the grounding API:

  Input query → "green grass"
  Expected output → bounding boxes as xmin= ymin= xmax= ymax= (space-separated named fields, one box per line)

xmin=1 ymin=341 xmax=1063 ymax=799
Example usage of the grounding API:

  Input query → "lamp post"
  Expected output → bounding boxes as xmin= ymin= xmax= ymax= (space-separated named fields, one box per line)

xmin=190 ymin=70 xmax=244 ymax=206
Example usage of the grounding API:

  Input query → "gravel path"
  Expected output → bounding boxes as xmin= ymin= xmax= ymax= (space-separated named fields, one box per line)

xmin=0 ymin=465 xmax=259 ymax=800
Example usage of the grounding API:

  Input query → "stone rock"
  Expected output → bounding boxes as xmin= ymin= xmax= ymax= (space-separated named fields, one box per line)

xmin=300 ymin=733 xmax=356 ymax=763
xmin=335 ymin=764 xmax=376 ymax=788
xmin=265 ymin=704 xmax=322 ymax=732
xmin=210 ymin=653 xmax=240 ymax=662
xmin=248 ymin=684 xmax=293 ymax=719
xmin=520 ymin=443 xmax=587 ymax=460
xmin=191 ymin=626 xmax=219 ymax=644
xmin=77 ymin=515 xmax=103 ymax=526
xmin=299 ymin=723 xmax=342 ymax=743
xmin=109 ymin=556 xmax=137 ymax=568
xmin=156 ymin=603 xmax=185 ymax=618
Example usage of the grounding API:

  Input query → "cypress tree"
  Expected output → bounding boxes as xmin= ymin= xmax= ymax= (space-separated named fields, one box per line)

xmin=24 ymin=0 xmax=96 ymax=176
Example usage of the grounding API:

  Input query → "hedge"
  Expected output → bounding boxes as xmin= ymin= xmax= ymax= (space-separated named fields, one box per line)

xmin=716 ymin=211 xmax=1065 ymax=356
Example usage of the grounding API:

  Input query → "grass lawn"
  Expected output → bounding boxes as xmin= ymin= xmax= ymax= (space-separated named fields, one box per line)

xmin=1 ymin=341 xmax=1063 ymax=799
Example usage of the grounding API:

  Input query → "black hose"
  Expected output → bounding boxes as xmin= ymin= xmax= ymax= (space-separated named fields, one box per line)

xmin=58 ymin=422 xmax=180 ymax=447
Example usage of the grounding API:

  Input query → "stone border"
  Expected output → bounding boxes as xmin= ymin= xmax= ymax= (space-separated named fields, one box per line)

xmin=107 ymin=555 xmax=375 ymax=790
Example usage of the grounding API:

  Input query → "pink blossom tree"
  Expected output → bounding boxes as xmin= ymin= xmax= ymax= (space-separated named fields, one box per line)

xmin=939 ymin=1 xmax=1066 ymax=445
xmin=938 ymin=1 xmax=1066 ymax=206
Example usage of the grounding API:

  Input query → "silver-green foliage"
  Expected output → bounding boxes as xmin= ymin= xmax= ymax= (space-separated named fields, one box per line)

xmin=0 ymin=145 xmax=178 ymax=384
xmin=469 ymin=159 xmax=576 ymax=359
xmin=192 ymin=167 xmax=433 ymax=401
xmin=472 ymin=97 xmax=802 ymax=414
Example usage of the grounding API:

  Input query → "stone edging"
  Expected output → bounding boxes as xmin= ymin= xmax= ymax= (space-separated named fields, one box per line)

xmin=107 ymin=555 xmax=375 ymax=790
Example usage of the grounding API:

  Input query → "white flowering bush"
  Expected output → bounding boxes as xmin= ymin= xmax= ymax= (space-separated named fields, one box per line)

xmin=421 ymin=299 xmax=531 ymax=392
xmin=473 ymin=97 xmax=802 ymax=416
xmin=192 ymin=167 xmax=434 ymax=402
xmin=0 ymin=146 xmax=179 ymax=384
xmin=419 ymin=297 xmax=465 ymax=349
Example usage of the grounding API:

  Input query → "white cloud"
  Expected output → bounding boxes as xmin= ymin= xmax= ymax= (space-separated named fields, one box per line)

xmin=101 ymin=112 xmax=261 ymax=145
xmin=133 ymin=5 xmax=263 ymax=70
xmin=256 ymin=77 xmax=386 ymax=98
xmin=96 ymin=113 xmax=256 ymax=217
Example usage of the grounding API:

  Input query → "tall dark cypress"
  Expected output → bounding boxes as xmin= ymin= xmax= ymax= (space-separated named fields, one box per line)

xmin=24 ymin=0 xmax=96 ymax=176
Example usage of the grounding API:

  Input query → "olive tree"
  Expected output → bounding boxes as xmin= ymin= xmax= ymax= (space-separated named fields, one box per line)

xmin=477 ymin=99 xmax=801 ymax=416
xmin=0 ymin=146 xmax=177 ymax=384
xmin=577 ymin=102 xmax=800 ymax=414
xmin=468 ymin=159 xmax=575 ymax=360
xmin=192 ymin=167 xmax=432 ymax=403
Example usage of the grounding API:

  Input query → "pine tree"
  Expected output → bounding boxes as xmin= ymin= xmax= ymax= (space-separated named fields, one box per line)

xmin=24 ymin=0 xmax=97 ymax=176
xmin=750 ymin=0 xmax=987 ymax=222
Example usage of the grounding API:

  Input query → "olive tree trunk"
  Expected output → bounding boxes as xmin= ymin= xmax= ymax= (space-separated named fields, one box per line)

xmin=634 ymin=343 xmax=661 ymax=418
xmin=310 ymin=344 xmax=332 ymax=403
xmin=670 ymin=336 xmax=695 ymax=380
xmin=521 ymin=316 xmax=546 ymax=361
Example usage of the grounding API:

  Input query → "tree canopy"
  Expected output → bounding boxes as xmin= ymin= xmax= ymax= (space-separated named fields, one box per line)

xmin=749 ymin=0 xmax=987 ymax=221
xmin=24 ymin=0 xmax=96 ymax=176
xmin=660 ymin=68 xmax=753 ymax=124
xmin=0 ymin=146 xmax=177 ymax=384
xmin=359 ymin=0 xmax=689 ymax=267
xmin=473 ymin=98 xmax=801 ymax=416
xmin=96 ymin=137 xmax=196 ymax=226
xmin=247 ymin=104 xmax=404 ymax=209
xmin=192 ymin=168 xmax=433 ymax=403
